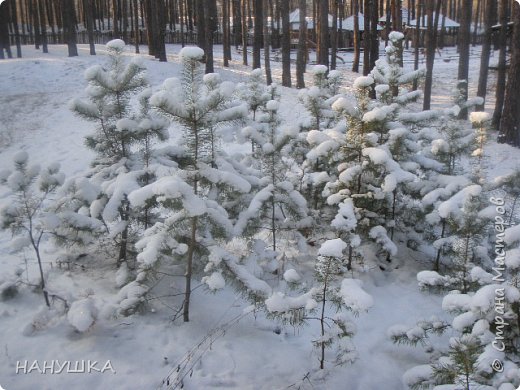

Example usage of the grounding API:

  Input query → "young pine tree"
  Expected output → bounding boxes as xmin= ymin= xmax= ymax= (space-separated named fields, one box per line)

xmin=0 ymin=152 xmax=65 ymax=307
xmin=129 ymin=47 xmax=250 ymax=322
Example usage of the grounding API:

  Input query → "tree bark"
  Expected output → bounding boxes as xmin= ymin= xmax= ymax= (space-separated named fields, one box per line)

xmin=363 ymin=0 xmax=371 ymax=75
xmin=493 ymin=0 xmax=509 ymax=128
xmin=352 ymin=0 xmax=360 ymax=72
xmin=476 ymin=0 xmax=496 ymax=111
xmin=252 ymin=0 xmax=262 ymax=69
xmin=281 ymin=0 xmax=291 ymax=85
xmin=317 ymin=0 xmax=329 ymax=67
xmin=456 ymin=0 xmax=473 ymax=119
xmin=62 ymin=0 xmax=78 ymax=57
xmin=296 ymin=0 xmax=307 ymax=88
xmin=263 ymin=0 xmax=272 ymax=83
xmin=370 ymin=0 xmax=379 ymax=71
xmin=423 ymin=0 xmax=442 ymax=110
xmin=241 ymin=0 xmax=248 ymax=65
xmin=331 ymin=0 xmax=338 ymax=70
xmin=205 ymin=0 xmax=216 ymax=72
xmin=499 ymin=4 xmax=520 ymax=146
xmin=84 ymin=0 xmax=96 ymax=55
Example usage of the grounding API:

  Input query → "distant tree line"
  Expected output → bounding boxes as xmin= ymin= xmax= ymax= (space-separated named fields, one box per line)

xmin=0 ymin=0 xmax=519 ymax=146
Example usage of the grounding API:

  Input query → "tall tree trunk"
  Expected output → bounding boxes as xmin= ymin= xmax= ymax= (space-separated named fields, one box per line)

xmin=0 ymin=2 xmax=11 ymax=59
xmin=352 ymin=0 xmax=360 ymax=72
xmin=241 ymin=0 xmax=248 ymax=65
xmin=223 ymin=0 xmax=231 ymax=66
xmin=493 ymin=0 xmax=509 ymax=128
xmin=472 ymin=0 xmax=481 ymax=46
xmin=62 ymin=0 xmax=78 ymax=57
xmin=281 ymin=0 xmax=291 ymax=86
xmin=413 ymin=0 xmax=422 ymax=90
xmin=296 ymin=0 xmax=307 ymax=88
xmin=318 ymin=0 xmax=329 ymax=67
xmin=195 ymin=0 xmax=205 ymax=49
xmin=144 ymin=0 xmax=156 ymax=56
xmin=498 ymin=4 xmax=520 ymax=146
xmin=423 ymin=0 xmax=442 ymax=110
xmin=112 ymin=0 xmax=120 ymax=38
xmin=156 ymin=0 xmax=167 ymax=62
xmin=253 ymin=0 xmax=262 ymax=69
xmin=476 ymin=0 xmax=496 ymax=111
xmin=263 ymin=0 xmax=272 ymax=84
xmin=370 ymin=0 xmax=379 ymax=71
xmin=233 ymin=0 xmax=242 ymax=49
xmin=331 ymin=0 xmax=338 ymax=70
xmin=205 ymin=0 xmax=216 ymax=72
xmin=37 ymin=0 xmax=48 ymax=53
xmin=363 ymin=0 xmax=371 ymax=75
xmin=84 ymin=0 xmax=96 ymax=55
xmin=133 ymin=0 xmax=140 ymax=52
xmin=9 ymin=0 xmax=22 ymax=58
xmin=456 ymin=0 xmax=473 ymax=119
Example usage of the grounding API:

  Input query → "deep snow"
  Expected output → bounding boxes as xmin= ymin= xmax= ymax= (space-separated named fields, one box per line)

xmin=0 ymin=41 xmax=519 ymax=390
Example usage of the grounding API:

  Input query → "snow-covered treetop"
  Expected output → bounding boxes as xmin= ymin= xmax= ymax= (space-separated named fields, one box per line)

xmin=469 ymin=111 xmax=491 ymax=126
xmin=106 ymin=39 xmax=126 ymax=52
xmin=318 ymin=238 xmax=348 ymax=257
xmin=179 ymin=46 xmax=205 ymax=60
xmin=353 ymin=76 xmax=374 ymax=89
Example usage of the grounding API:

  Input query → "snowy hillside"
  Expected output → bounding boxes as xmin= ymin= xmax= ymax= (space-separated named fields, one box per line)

xmin=1 ymin=42 xmax=519 ymax=390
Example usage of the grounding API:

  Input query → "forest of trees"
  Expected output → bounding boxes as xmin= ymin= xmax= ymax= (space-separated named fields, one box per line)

xmin=2 ymin=2 xmax=520 ymax=388
xmin=0 ymin=0 xmax=519 ymax=146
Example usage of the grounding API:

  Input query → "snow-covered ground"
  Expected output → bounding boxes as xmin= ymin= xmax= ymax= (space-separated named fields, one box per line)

xmin=0 ymin=42 xmax=518 ymax=390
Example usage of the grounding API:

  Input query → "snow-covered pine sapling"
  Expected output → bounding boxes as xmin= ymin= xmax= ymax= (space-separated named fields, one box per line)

xmin=70 ymin=39 xmax=148 ymax=268
xmin=469 ymin=111 xmax=491 ymax=180
xmin=239 ymin=68 xmax=269 ymax=122
xmin=71 ymin=39 xmax=147 ymax=162
xmin=314 ymin=239 xmax=358 ymax=369
xmin=298 ymin=65 xmax=338 ymax=131
xmin=132 ymin=46 xmax=249 ymax=322
xmin=418 ymin=185 xmax=490 ymax=293
xmin=370 ymin=31 xmax=424 ymax=103
xmin=236 ymin=94 xmax=311 ymax=264
xmin=0 ymin=151 xmax=65 ymax=307
xmin=264 ymin=239 xmax=373 ymax=369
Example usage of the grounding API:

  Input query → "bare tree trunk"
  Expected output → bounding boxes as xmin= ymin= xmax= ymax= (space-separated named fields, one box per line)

xmin=498 ymin=4 xmax=520 ymax=146
xmin=223 ymin=0 xmax=231 ymax=66
xmin=281 ymin=0 xmax=291 ymax=85
xmin=37 ymin=0 xmax=48 ymax=53
xmin=263 ymin=0 xmax=272 ymax=83
xmin=241 ymin=0 xmax=248 ymax=65
xmin=296 ymin=0 xmax=307 ymax=88
xmin=9 ymin=1 xmax=22 ymax=58
xmin=352 ymin=0 xmax=360 ymax=72
xmin=413 ymin=0 xmax=422 ymax=90
xmin=84 ymin=0 xmax=96 ymax=55
xmin=62 ymin=0 xmax=78 ymax=57
xmin=133 ymin=0 xmax=140 ymax=52
xmin=423 ymin=0 xmax=442 ymax=110
xmin=331 ymin=0 xmax=338 ymax=70
xmin=205 ymin=0 xmax=216 ymax=72
xmin=195 ymin=0 xmax=205 ymax=49
xmin=0 ymin=3 xmax=11 ymax=59
xmin=252 ymin=0 xmax=262 ymax=69
xmin=493 ymin=0 xmax=509 ymax=128
xmin=456 ymin=0 xmax=473 ymax=119
xmin=476 ymin=0 xmax=496 ymax=111
xmin=363 ymin=0 xmax=371 ymax=75
xmin=370 ymin=0 xmax=379 ymax=71
xmin=318 ymin=0 xmax=329 ymax=67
